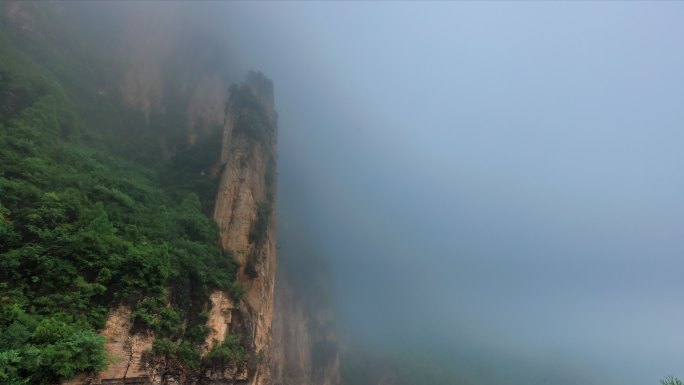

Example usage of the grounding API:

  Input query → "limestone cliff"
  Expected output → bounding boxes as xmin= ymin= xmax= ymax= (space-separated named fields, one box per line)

xmin=209 ymin=72 xmax=278 ymax=385
xmin=270 ymin=216 xmax=340 ymax=385
xmin=271 ymin=272 xmax=340 ymax=385
xmin=2 ymin=4 xmax=337 ymax=384
xmin=3 ymin=4 xmax=277 ymax=384
xmin=53 ymin=71 xmax=278 ymax=385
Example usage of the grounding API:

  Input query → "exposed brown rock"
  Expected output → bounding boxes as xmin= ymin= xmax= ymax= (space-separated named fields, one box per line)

xmin=60 ymin=74 xmax=278 ymax=385
xmin=92 ymin=306 xmax=154 ymax=385
xmin=210 ymin=72 xmax=278 ymax=385
xmin=205 ymin=291 xmax=237 ymax=352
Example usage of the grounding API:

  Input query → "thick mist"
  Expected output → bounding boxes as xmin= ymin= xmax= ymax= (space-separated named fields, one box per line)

xmin=214 ymin=3 xmax=684 ymax=384
xmin=76 ymin=2 xmax=684 ymax=384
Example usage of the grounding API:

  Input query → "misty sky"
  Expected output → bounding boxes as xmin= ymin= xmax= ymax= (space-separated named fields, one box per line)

xmin=212 ymin=2 xmax=684 ymax=384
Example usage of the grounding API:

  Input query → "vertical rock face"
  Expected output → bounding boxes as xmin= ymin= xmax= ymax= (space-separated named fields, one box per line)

xmin=210 ymin=72 xmax=278 ymax=385
xmin=270 ymin=273 xmax=340 ymax=385
xmin=270 ymin=217 xmax=341 ymax=385
xmin=59 ymin=73 xmax=278 ymax=385
xmin=7 ymin=4 xmax=281 ymax=384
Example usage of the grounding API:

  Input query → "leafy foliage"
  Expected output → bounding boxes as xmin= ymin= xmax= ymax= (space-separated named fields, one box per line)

xmin=0 ymin=7 xmax=241 ymax=383
xmin=203 ymin=335 xmax=246 ymax=367
xmin=0 ymin=304 xmax=107 ymax=384
xmin=229 ymin=82 xmax=275 ymax=147
xmin=662 ymin=376 xmax=684 ymax=385
xmin=0 ymin=91 xmax=238 ymax=383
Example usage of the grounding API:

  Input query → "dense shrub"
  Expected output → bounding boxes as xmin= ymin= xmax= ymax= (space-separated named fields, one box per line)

xmin=0 ymin=11 xmax=241 ymax=383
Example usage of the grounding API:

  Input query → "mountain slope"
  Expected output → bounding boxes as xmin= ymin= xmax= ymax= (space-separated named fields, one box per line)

xmin=0 ymin=3 xmax=278 ymax=384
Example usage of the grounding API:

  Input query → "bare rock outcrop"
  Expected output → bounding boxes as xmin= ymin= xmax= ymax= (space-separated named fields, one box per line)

xmin=209 ymin=72 xmax=278 ymax=385
xmin=60 ymin=74 xmax=278 ymax=385
xmin=86 ymin=306 xmax=155 ymax=385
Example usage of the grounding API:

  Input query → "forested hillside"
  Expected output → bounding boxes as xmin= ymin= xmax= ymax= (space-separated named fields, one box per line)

xmin=0 ymin=4 xmax=244 ymax=383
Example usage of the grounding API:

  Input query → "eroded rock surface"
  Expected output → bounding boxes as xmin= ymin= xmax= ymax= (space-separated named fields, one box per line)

xmin=210 ymin=72 xmax=278 ymax=385
xmin=92 ymin=306 xmax=154 ymax=385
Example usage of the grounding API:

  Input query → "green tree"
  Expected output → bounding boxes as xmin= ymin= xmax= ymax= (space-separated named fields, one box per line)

xmin=661 ymin=376 xmax=684 ymax=385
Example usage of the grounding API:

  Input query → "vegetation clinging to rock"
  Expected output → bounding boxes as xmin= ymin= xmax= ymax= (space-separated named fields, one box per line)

xmin=0 ymin=5 xmax=242 ymax=383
